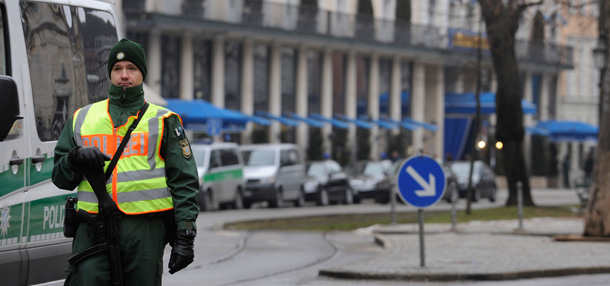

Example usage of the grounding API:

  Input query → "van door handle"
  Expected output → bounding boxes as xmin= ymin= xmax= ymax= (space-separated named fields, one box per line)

xmin=9 ymin=157 xmax=25 ymax=166
xmin=32 ymin=156 xmax=46 ymax=164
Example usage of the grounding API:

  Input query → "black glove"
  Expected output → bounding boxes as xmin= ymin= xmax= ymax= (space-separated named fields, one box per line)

xmin=68 ymin=146 xmax=110 ymax=172
xmin=168 ymin=230 xmax=195 ymax=274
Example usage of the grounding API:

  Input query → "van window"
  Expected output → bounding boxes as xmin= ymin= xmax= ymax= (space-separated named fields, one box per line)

xmin=21 ymin=3 xmax=118 ymax=141
xmin=243 ymin=149 xmax=275 ymax=166
xmin=210 ymin=150 xmax=220 ymax=168
xmin=0 ymin=4 xmax=7 ymax=75
xmin=219 ymin=148 xmax=239 ymax=166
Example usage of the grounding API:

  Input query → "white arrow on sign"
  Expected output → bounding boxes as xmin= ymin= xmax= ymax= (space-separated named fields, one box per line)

xmin=406 ymin=166 xmax=436 ymax=197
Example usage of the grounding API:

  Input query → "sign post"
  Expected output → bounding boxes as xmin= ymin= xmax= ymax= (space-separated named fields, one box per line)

xmin=396 ymin=155 xmax=446 ymax=268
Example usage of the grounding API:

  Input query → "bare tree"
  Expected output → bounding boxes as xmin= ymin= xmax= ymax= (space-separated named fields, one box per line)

xmin=584 ymin=0 xmax=610 ymax=237
xmin=478 ymin=0 xmax=544 ymax=206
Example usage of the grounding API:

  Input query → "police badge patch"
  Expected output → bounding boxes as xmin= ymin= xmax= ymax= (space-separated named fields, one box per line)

xmin=179 ymin=139 xmax=192 ymax=159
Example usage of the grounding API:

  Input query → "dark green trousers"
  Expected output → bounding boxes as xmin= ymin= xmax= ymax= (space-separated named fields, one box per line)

xmin=65 ymin=214 xmax=166 ymax=286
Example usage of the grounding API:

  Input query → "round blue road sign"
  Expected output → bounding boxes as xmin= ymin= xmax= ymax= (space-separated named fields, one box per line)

xmin=396 ymin=155 xmax=446 ymax=208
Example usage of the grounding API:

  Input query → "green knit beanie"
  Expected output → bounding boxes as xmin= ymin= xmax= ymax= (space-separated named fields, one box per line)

xmin=107 ymin=38 xmax=147 ymax=80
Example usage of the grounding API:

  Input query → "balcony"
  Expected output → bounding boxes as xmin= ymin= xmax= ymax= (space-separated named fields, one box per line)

xmin=122 ymin=0 xmax=572 ymax=69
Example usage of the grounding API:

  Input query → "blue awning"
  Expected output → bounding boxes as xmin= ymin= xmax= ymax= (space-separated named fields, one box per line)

xmin=402 ymin=117 xmax=438 ymax=131
xmin=309 ymin=113 xmax=349 ymax=129
xmin=166 ymin=99 xmax=248 ymax=133
xmin=372 ymin=118 xmax=398 ymax=130
xmin=284 ymin=112 xmax=325 ymax=127
xmin=255 ymin=110 xmax=299 ymax=126
xmin=528 ymin=120 xmax=598 ymax=142
xmin=445 ymin=92 xmax=537 ymax=115
xmin=444 ymin=116 xmax=473 ymax=161
xmin=241 ymin=113 xmax=272 ymax=126
xmin=333 ymin=114 xmax=372 ymax=129
xmin=381 ymin=117 xmax=418 ymax=130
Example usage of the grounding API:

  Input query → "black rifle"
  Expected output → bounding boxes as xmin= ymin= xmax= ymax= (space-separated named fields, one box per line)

xmin=67 ymin=103 xmax=149 ymax=286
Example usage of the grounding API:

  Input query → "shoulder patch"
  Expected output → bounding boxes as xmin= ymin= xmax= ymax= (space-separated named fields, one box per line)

xmin=179 ymin=139 xmax=192 ymax=159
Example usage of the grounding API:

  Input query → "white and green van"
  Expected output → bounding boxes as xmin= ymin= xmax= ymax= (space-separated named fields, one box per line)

xmin=191 ymin=142 xmax=245 ymax=211
xmin=0 ymin=0 xmax=123 ymax=284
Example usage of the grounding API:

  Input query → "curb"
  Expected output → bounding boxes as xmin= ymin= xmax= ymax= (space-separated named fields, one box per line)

xmin=318 ymin=266 xmax=610 ymax=282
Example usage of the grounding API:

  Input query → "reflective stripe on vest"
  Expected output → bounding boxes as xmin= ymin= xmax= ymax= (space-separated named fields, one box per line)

xmin=73 ymin=100 xmax=174 ymax=214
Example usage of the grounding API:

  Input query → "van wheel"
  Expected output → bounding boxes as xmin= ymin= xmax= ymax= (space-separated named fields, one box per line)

xmin=269 ymin=188 xmax=283 ymax=208
xmin=317 ymin=189 xmax=329 ymax=206
xmin=197 ymin=189 xmax=213 ymax=212
xmin=233 ymin=190 xmax=244 ymax=210
xmin=343 ymin=187 xmax=354 ymax=205
xmin=294 ymin=190 xmax=306 ymax=207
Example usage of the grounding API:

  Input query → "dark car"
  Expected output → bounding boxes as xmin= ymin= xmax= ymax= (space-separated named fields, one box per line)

xmin=347 ymin=160 xmax=393 ymax=204
xmin=303 ymin=160 xmax=354 ymax=206
xmin=449 ymin=160 xmax=497 ymax=202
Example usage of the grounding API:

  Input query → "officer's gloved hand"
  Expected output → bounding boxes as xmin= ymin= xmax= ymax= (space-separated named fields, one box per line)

xmin=169 ymin=230 xmax=195 ymax=274
xmin=68 ymin=146 xmax=110 ymax=172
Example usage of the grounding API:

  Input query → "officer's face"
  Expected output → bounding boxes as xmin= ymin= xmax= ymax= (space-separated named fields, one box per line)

xmin=111 ymin=61 xmax=143 ymax=87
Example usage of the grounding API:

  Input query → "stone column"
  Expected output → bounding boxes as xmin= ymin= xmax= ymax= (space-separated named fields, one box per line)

xmin=146 ymin=29 xmax=162 ymax=94
xmin=241 ymin=39 xmax=254 ymax=144
xmin=211 ymin=35 xmax=225 ymax=107
xmin=368 ymin=54 xmax=380 ymax=160
xmin=411 ymin=62 xmax=425 ymax=155
xmin=295 ymin=46 xmax=309 ymax=152
xmin=345 ymin=51 xmax=357 ymax=161
xmin=321 ymin=49 xmax=333 ymax=155
xmin=268 ymin=43 xmax=282 ymax=144
xmin=180 ymin=32 xmax=194 ymax=100
xmin=390 ymin=56 xmax=402 ymax=126
xmin=432 ymin=65 xmax=444 ymax=161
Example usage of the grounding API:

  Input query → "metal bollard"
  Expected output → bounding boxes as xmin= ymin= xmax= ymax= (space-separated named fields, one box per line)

xmin=450 ymin=187 xmax=457 ymax=231
xmin=516 ymin=181 xmax=523 ymax=231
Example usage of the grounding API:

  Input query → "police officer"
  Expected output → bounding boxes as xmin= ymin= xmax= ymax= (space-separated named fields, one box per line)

xmin=52 ymin=38 xmax=199 ymax=285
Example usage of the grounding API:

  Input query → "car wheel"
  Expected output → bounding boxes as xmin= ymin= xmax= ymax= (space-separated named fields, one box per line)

xmin=317 ymin=188 xmax=329 ymax=206
xmin=472 ymin=186 xmax=481 ymax=202
xmin=294 ymin=190 xmax=306 ymax=207
xmin=197 ymin=189 xmax=214 ymax=212
xmin=233 ymin=190 xmax=244 ymax=210
xmin=343 ymin=187 xmax=354 ymax=205
xmin=447 ymin=182 xmax=458 ymax=203
xmin=269 ymin=188 xmax=283 ymax=208
xmin=489 ymin=186 xmax=497 ymax=202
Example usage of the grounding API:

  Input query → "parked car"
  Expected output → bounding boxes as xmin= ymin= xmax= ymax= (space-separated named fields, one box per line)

xmin=443 ymin=165 xmax=460 ymax=203
xmin=191 ymin=142 xmax=246 ymax=211
xmin=303 ymin=160 xmax=354 ymax=206
xmin=449 ymin=160 xmax=497 ymax=202
xmin=239 ymin=144 xmax=306 ymax=208
xmin=347 ymin=160 xmax=393 ymax=204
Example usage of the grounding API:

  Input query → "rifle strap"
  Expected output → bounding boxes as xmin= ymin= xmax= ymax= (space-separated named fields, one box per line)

xmin=104 ymin=102 xmax=149 ymax=182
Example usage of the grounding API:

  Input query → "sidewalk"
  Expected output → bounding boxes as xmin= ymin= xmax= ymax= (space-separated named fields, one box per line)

xmin=319 ymin=217 xmax=610 ymax=281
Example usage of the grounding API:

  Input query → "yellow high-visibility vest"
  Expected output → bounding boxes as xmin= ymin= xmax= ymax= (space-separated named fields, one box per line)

xmin=72 ymin=99 xmax=175 ymax=214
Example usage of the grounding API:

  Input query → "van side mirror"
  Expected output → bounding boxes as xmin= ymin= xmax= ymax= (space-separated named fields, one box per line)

xmin=0 ymin=76 xmax=21 ymax=141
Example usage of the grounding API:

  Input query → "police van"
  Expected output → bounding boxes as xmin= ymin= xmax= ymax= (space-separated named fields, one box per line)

xmin=0 ymin=0 xmax=124 ymax=284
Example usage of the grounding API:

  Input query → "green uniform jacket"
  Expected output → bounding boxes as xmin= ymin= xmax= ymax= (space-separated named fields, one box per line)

xmin=52 ymin=84 xmax=199 ymax=230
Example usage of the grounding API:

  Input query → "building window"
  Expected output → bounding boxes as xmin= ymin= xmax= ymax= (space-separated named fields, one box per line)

xmin=254 ymin=44 xmax=270 ymax=112
xmin=225 ymin=41 xmax=242 ymax=110
xmin=378 ymin=58 xmax=391 ymax=117
xmin=193 ymin=38 xmax=212 ymax=101
xmin=357 ymin=56 xmax=370 ymax=117
xmin=161 ymin=35 xmax=181 ymax=98
xmin=401 ymin=60 xmax=412 ymax=116
xmin=281 ymin=47 xmax=296 ymax=113
xmin=307 ymin=50 xmax=322 ymax=114
xmin=332 ymin=52 xmax=346 ymax=115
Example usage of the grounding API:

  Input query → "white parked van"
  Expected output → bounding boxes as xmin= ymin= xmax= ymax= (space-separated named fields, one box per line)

xmin=191 ymin=142 xmax=245 ymax=211
xmin=0 ymin=0 xmax=122 ymax=284
xmin=239 ymin=144 xmax=306 ymax=208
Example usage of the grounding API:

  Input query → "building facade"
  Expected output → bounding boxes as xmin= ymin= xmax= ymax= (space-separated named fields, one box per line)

xmin=117 ymin=0 xmax=577 ymax=170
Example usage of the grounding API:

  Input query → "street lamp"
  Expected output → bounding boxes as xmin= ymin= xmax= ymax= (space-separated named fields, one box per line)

xmin=593 ymin=33 xmax=607 ymax=70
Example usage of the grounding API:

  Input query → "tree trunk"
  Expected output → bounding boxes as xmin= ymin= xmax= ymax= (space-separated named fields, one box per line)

xmin=584 ymin=0 xmax=610 ymax=237
xmin=479 ymin=0 xmax=534 ymax=206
